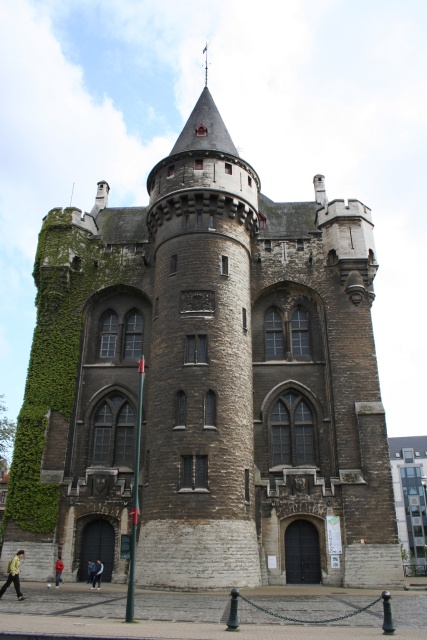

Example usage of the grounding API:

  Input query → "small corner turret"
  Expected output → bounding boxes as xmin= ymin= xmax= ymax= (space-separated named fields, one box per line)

xmin=314 ymin=176 xmax=378 ymax=305
xmin=90 ymin=180 xmax=110 ymax=217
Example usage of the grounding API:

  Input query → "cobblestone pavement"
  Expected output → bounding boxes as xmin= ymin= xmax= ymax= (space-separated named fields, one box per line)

xmin=0 ymin=583 xmax=426 ymax=629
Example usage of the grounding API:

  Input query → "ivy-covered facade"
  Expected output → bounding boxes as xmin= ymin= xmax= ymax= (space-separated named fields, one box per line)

xmin=1 ymin=87 xmax=403 ymax=588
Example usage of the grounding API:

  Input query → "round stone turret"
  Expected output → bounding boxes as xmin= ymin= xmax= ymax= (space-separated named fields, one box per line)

xmin=137 ymin=87 xmax=261 ymax=588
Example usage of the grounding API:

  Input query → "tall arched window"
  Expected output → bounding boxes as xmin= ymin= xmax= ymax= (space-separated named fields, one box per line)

xmin=204 ymin=390 xmax=216 ymax=427
xmin=175 ymin=391 xmax=186 ymax=427
xmin=295 ymin=400 xmax=314 ymax=465
xmin=124 ymin=310 xmax=143 ymax=358
xmin=265 ymin=307 xmax=284 ymax=359
xmin=92 ymin=394 xmax=135 ymax=468
xmin=270 ymin=392 xmax=315 ymax=467
xmin=291 ymin=308 xmax=310 ymax=357
xmin=115 ymin=403 xmax=135 ymax=466
xmin=99 ymin=310 xmax=118 ymax=358
xmin=93 ymin=403 xmax=112 ymax=464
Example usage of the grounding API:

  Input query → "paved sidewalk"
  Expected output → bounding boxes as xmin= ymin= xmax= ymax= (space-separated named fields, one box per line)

xmin=0 ymin=581 xmax=426 ymax=640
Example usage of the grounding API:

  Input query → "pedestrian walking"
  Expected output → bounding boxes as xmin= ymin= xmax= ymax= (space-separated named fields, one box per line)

xmin=0 ymin=550 xmax=26 ymax=601
xmin=91 ymin=560 xmax=103 ymax=590
xmin=55 ymin=555 xmax=64 ymax=588
xmin=87 ymin=559 xmax=96 ymax=584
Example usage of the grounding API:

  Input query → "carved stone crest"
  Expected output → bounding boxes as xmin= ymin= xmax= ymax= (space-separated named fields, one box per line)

xmin=180 ymin=290 xmax=215 ymax=314
xmin=294 ymin=476 xmax=306 ymax=494
xmin=89 ymin=474 xmax=113 ymax=497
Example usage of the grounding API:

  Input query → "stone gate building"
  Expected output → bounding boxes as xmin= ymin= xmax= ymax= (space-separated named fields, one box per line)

xmin=2 ymin=87 xmax=403 ymax=588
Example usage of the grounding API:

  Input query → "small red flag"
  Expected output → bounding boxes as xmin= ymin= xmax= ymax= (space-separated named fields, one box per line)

xmin=138 ymin=357 xmax=145 ymax=373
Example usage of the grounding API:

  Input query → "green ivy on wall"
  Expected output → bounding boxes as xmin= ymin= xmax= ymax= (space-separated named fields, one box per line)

xmin=4 ymin=207 xmax=139 ymax=535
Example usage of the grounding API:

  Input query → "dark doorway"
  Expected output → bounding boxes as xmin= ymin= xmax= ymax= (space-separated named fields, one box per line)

xmin=79 ymin=519 xmax=115 ymax=582
xmin=285 ymin=519 xmax=321 ymax=584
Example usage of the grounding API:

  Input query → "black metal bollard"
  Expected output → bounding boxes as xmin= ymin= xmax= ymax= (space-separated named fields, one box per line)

xmin=226 ymin=588 xmax=240 ymax=631
xmin=381 ymin=590 xmax=396 ymax=635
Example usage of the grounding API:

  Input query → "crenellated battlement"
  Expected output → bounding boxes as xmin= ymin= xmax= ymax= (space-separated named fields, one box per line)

xmin=147 ymin=188 xmax=260 ymax=238
xmin=316 ymin=198 xmax=373 ymax=228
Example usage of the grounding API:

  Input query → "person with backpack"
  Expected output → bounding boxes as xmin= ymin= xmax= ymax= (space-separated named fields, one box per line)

xmin=91 ymin=559 xmax=103 ymax=590
xmin=0 ymin=550 xmax=26 ymax=601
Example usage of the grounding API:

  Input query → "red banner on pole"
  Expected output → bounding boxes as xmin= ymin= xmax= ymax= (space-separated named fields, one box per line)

xmin=130 ymin=508 xmax=139 ymax=524
xmin=138 ymin=357 xmax=145 ymax=373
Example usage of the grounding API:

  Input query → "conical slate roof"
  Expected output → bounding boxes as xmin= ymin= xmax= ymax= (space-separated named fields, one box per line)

xmin=170 ymin=87 xmax=239 ymax=157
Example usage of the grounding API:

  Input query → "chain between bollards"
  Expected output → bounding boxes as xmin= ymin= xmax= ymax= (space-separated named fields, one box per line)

xmin=382 ymin=590 xmax=396 ymax=635
xmin=225 ymin=587 xmax=396 ymax=632
xmin=226 ymin=588 xmax=240 ymax=631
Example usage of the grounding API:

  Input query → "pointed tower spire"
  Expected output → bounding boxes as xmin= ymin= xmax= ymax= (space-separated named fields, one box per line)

xmin=170 ymin=87 xmax=239 ymax=157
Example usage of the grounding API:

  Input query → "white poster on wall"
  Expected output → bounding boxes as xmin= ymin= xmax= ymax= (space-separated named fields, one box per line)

xmin=326 ymin=515 xmax=343 ymax=554
xmin=267 ymin=555 xmax=277 ymax=569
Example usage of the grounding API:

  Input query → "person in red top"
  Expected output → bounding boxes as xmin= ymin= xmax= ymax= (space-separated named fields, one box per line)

xmin=55 ymin=556 xmax=64 ymax=588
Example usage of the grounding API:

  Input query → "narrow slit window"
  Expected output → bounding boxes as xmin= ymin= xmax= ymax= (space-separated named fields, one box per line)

xmin=221 ymin=255 xmax=229 ymax=276
xmin=242 ymin=307 xmax=247 ymax=331
xmin=204 ymin=390 xmax=216 ymax=426
xmin=225 ymin=163 xmax=232 ymax=175
xmin=195 ymin=159 xmax=203 ymax=170
xmin=170 ymin=254 xmax=177 ymax=275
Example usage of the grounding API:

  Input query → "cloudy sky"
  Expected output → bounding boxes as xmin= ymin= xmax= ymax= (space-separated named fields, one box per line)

xmin=0 ymin=0 xmax=426 ymax=441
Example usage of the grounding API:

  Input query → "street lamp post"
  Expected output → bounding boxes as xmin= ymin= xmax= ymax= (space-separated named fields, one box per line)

xmin=125 ymin=356 xmax=145 ymax=623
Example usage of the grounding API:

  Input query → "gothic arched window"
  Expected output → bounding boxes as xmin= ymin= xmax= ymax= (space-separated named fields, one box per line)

xmin=93 ymin=403 xmax=112 ymax=464
xmin=265 ymin=307 xmax=284 ymax=359
xmin=291 ymin=307 xmax=310 ymax=357
xmin=99 ymin=310 xmax=118 ymax=358
xmin=92 ymin=394 xmax=135 ymax=468
xmin=270 ymin=392 xmax=315 ymax=467
xmin=204 ymin=390 xmax=216 ymax=427
xmin=124 ymin=310 xmax=143 ymax=358
xmin=115 ymin=402 xmax=135 ymax=466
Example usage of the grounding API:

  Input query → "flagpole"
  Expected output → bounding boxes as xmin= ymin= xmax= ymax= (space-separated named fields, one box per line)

xmin=125 ymin=356 xmax=145 ymax=623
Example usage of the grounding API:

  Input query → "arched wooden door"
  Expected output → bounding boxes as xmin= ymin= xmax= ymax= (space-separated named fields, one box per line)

xmin=79 ymin=520 xmax=115 ymax=582
xmin=285 ymin=519 xmax=321 ymax=584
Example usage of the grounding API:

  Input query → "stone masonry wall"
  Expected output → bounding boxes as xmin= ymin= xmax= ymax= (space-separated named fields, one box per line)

xmin=136 ymin=519 xmax=261 ymax=588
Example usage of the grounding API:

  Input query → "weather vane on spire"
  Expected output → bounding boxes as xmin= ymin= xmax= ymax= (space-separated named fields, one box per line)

xmin=203 ymin=42 xmax=210 ymax=87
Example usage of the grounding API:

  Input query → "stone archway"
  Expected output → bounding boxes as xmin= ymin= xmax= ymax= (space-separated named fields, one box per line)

xmin=79 ymin=519 xmax=115 ymax=582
